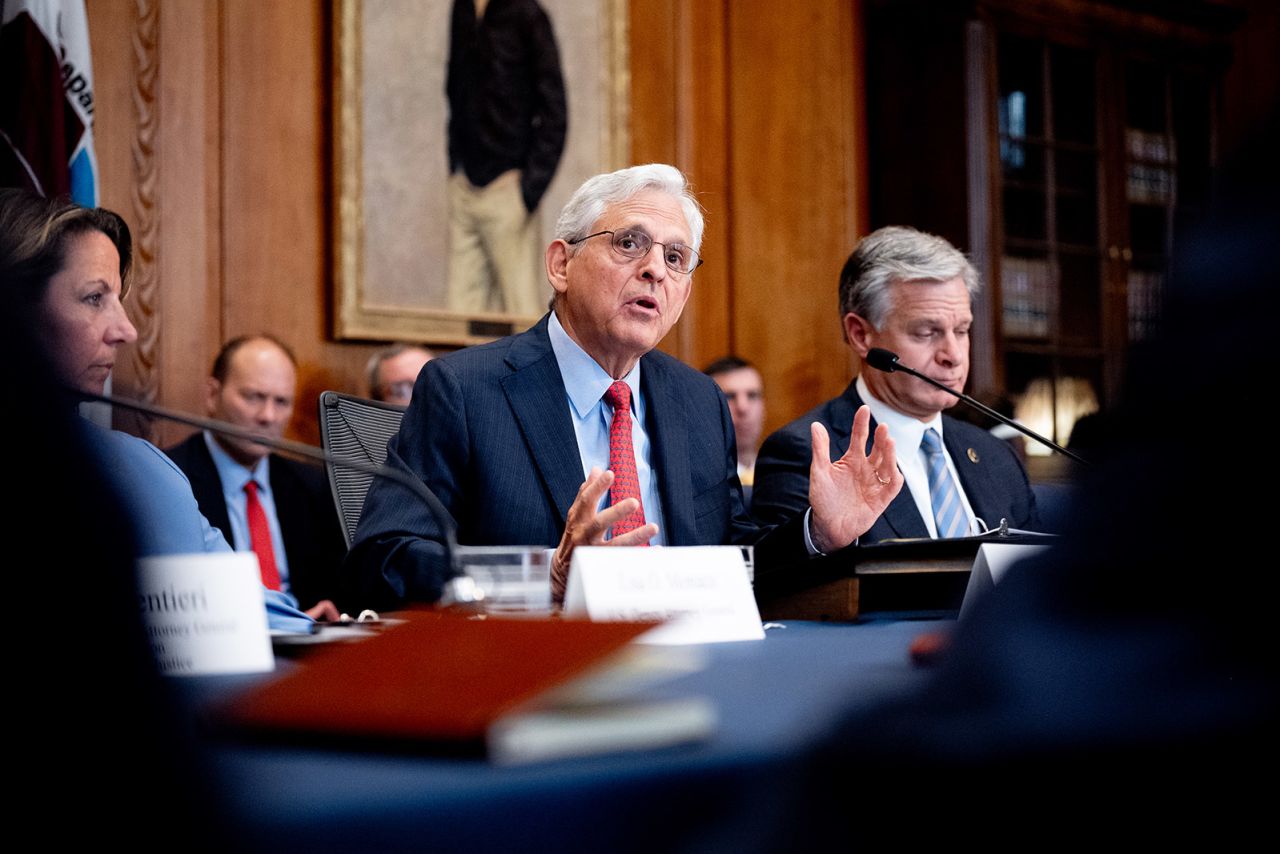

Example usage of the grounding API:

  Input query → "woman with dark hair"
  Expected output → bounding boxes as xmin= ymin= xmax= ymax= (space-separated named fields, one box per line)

xmin=0 ymin=188 xmax=313 ymax=631
xmin=0 ymin=189 xmax=138 ymax=394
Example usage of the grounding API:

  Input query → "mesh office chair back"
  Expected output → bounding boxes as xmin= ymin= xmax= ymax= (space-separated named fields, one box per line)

xmin=317 ymin=390 xmax=407 ymax=548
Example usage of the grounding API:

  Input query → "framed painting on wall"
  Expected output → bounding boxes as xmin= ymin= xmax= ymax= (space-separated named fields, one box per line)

xmin=333 ymin=0 xmax=629 ymax=346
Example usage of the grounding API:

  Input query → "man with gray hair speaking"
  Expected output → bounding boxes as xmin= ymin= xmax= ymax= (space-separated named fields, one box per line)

xmin=753 ymin=226 xmax=1038 ymax=541
xmin=345 ymin=164 xmax=904 ymax=609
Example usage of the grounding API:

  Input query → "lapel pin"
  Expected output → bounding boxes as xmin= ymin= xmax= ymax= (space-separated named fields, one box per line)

xmin=967 ymin=448 xmax=980 ymax=463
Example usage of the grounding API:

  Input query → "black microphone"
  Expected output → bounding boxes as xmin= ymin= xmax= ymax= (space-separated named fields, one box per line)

xmin=864 ymin=347 xmax=1090 ymax=466
xmin=80 ymin=390 xmax=462 ymax=559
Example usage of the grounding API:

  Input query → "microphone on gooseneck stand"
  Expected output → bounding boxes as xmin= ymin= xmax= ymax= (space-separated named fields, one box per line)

xmin=865 ymin=347 xmax=1090 ymax=467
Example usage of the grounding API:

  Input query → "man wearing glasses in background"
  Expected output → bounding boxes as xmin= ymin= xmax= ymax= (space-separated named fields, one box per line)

xmin=366 ymin=343 xmax=435 ymax=406
xmin=345 ymin=164 xmax=904 ymax=609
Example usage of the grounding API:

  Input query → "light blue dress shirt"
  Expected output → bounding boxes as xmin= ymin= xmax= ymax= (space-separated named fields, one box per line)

xmin=202 ymin=432 xmax=294 ymax=593
xmin=547 ymin=311 xmax=666 ymax=544
xmin=84 ymin=421 xmax=312 ymax=633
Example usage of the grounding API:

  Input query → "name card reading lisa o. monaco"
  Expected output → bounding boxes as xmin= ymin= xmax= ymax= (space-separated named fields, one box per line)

xmin=137 ymin=553 xmax=274 ymax=676
xmin=565 ymin=545 xmax=764 ymax=644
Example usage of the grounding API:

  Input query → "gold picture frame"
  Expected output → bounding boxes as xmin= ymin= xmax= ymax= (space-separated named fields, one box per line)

xmin=333 ymin=0 xmax=630 ymax=346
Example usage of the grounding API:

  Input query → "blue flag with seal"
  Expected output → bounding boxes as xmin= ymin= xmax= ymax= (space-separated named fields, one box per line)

xmin=1 ymin=0 xmax=98 ymax=206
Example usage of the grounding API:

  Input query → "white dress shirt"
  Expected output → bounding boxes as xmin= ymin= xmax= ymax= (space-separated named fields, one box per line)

xmin=855 ymin=375 xmax=981 ymax=537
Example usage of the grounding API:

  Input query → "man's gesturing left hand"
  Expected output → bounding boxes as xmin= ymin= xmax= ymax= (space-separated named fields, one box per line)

xmin=807 ymin=404 xmax=903 ymax=554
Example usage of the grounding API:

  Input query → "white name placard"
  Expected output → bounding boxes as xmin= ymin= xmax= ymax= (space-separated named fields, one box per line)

xmin=959 ymin=543 xmax=1051 ymax=620
xmin=565 ymin=546 xmax=764 ymax=644
xmin=136 ymin=553 xmax=275 ymax=676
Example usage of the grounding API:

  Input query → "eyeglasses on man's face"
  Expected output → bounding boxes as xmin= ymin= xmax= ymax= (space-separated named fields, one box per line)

xmin=567 ymin=228 xmax=704 ymax=275
xmin=377 ymin=380 xmax=415 ymax=403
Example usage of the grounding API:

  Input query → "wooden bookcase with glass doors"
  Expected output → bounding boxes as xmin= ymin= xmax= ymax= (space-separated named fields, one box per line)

xmin=866 ymin=0 xmax=1239 ymax=474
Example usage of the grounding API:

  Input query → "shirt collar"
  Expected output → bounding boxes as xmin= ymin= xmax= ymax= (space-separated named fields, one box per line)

xmin=203 ymin=430 xmax=271 ymax=491
xmin=855 ymin=374 xmax=944 ymax=454
xmin=548 ymin=310 xmax=642 ymax=417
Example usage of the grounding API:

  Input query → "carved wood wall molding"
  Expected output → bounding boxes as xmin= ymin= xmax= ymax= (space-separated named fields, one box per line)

xmin=128 ymin=0 xmax=159 ymax=440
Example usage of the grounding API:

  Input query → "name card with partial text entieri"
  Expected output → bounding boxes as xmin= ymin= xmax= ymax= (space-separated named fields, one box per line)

xmin=136 ymin=552 xmax=275 ymax=675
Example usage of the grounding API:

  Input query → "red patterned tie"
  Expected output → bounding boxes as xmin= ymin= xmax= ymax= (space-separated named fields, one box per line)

xmin=244 ymin=480 xmax=281 ymax=590
xmin=604 ymin=381 xmax=649 ymax=543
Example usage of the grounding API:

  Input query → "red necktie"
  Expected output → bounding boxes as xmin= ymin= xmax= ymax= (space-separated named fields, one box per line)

xmin=604 ymin=381 xmax=648 ymax=543
xmin=244 ymin=480 xmax=281 ymax=590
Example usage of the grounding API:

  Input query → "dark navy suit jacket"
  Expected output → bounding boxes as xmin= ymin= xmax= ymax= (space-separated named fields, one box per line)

xmin=345 ymin=314 xmax=805 ymax=610
xmin=165 ymin=433 xmax=347 ymax=610
xmin=752 ymin=381 xmax=1039 ymax=539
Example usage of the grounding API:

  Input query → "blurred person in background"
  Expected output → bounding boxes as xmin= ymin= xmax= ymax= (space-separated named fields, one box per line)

xmin=366 ymin=342 xmax=434 ymax=406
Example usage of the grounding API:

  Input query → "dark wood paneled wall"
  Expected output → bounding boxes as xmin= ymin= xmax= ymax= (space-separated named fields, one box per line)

xmin=90 ymin=0 xmax=387 ymax=447
xmin=635 ymin=0 xmax=868 ymax=437
xmin=86 ymin=0 xmax=869 ymax=446
xmin=726 ymin=0 xmax=868 ymax=434
xmin=84 ymin=0 xmax=1277 ymax=448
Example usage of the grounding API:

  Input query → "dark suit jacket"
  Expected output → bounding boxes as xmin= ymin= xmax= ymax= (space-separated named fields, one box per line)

xmin=447 ymin=0 xmax=567 ymax=211
xmin=345 ymin=314 xmax=805 ymax=610
xmin=164 ymin=434 xmax=347 ymax=610
xmin=752 ymin=381 xmax=1039 ymax=539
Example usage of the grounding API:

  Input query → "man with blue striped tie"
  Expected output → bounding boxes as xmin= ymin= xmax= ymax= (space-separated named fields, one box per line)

xmin=753 ymin=226 xmax=1040 ymax=543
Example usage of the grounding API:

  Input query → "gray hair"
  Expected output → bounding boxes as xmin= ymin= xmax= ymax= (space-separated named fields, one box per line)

xmin=554 ymin=163 xmax=705 ymax=253
xmin=365 ymin=342 xmax=433 ymax=400
xmin=839 ymin=226 xmax=980 ymax=327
